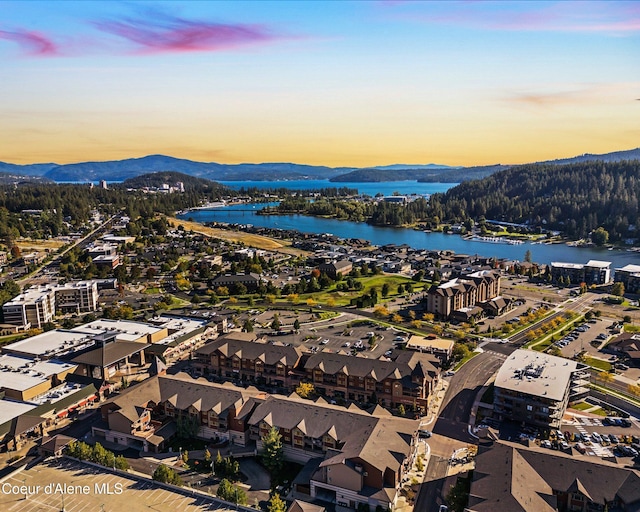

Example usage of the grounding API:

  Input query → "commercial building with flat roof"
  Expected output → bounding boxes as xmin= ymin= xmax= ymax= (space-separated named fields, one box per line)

xmin=0 ymin=354 xmax=77 ymax=401
xmin=2 ymin=328 xmax=100 ymax=359
xmin=493 ymin=350 xmax=589 ymax=429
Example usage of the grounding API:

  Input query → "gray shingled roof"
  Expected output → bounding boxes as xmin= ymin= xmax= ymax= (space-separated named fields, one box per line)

xmin=469 ymin=441 xmax=640 ymax=511
xmin=249 ymin=394 xmax=418 ymax=476
xmin=197 ymin=336 xmax=302 ymax=367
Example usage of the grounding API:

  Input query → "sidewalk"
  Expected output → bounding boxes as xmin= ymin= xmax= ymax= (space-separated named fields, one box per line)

xmin=394 ymin=378 xmax=450 ymax=512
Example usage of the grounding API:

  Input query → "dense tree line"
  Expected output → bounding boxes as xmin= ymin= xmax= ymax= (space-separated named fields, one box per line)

xmin=431 ymin=160 xmax=640 ymax=241
xmin=259 ymin=160 xmax=640 ymax=241
xmin=0 ymin=180 xmax=229 ymax=242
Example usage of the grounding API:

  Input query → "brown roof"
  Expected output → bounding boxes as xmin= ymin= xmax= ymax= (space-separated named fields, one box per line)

xmin=40 ymin=434 xmax=75 ymax=454
xmin=196 ymin=336 xmax=302 ymax=367
xmin=302 ymin=351 xmax=439 ymax=382
xmin=469 ymin=440 xmax=640 ymax=511
xmin=103 ymin=373 xmax=265 ymax=427
xmin=71 ymin=341 xmax=148 ymax=367
xmin=248 ymin=393 xmax=418 ymax=476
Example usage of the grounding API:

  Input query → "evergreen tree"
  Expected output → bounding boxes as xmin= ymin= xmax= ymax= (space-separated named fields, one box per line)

xmin=261 ymin=426 xmax=284 ymax=476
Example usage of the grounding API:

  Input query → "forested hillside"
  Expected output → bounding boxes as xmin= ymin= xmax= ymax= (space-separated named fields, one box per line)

xmin=122 ymin=171 xmax=227 ymax=192
xmin=431 ymin=160 xmax=640 ymax=241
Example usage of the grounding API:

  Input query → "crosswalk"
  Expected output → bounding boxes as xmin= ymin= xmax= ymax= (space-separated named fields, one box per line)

xmin=573 ymin=421 xmax=613 ymax=457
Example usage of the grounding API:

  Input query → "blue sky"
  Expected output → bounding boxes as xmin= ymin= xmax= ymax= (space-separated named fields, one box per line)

xmin=1 ymin=1 xmax=638 ymax=167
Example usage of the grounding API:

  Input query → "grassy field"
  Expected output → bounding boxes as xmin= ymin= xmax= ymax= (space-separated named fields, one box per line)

xmin=167 ymin=216 xmax=307 ymax=256
xmin=570 ymin=401 xmax=593 ymax=411
xmin=582 ymin=355 xmax=612 ymax=372
xmin=14 ymin=238 xmax=67 ymax=252
xmin=297 ymin=274 xmax=422 ymax=307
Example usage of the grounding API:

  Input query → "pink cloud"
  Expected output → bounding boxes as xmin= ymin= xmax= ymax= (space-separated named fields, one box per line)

xmin=94 ymin=12 xmax=284 ymax=54
xmin=0 ymin=29 xmax=58 ymax=56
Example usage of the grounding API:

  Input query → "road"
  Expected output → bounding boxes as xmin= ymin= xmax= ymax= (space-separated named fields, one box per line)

xmin=18 ymin=214 xmax=118 ymax=287
xmin=416 ymin=350 xmax=508 ymax=512
xmin=507 ymin=292 xmax=596 ymax=345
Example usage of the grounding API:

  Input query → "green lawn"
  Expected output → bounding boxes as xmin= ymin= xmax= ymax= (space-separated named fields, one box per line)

xmin=144 ymin=286 xmax=161 ymax=294
xmin=570 ymin=401 xmax=593 ymax=411
xmin=583 ymin=356 xmax=612 ymax=372
xmin=297 ymin=274 xmax=422 ymax=307
xmin=624 ymin=324 xmax=640 ymax=333
xmin=454 ymin=350 xmax=479 ymax=370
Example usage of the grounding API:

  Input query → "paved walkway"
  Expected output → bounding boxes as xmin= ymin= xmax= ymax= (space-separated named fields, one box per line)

xmin=395 ymin=378 xmax=449 ymax=512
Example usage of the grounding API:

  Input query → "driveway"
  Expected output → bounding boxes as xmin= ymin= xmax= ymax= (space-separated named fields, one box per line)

xmin=236 ymin=458 xmax=271 ymax=507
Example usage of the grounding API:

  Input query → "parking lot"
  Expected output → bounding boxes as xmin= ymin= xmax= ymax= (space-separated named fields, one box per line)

xmin=497 ymin=412 xmax=640 ymax=467
xmin=244 ymin=311 xmax=405 ymax=359
xmin=556 ymin=317 xmax=613 ymax=358
xmin=0 ymin=458 xmax=238 ymax=512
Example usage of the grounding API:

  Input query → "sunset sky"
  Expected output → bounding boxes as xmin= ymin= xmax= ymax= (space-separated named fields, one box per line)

xmin=1 ymin=1 xmax=638 ymax=167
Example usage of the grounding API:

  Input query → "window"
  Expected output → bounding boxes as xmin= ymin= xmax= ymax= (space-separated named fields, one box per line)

xmin=526 ymin=405 xmax=533 ymax=411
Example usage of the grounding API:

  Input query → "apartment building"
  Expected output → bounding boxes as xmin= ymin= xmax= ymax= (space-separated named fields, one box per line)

xmin=2 ymin=287 xmax=56 ymax=329
xmin=2 ymin=280 xmax=100 ymax=328
xmin=493 ymin=350 xmax=589 ymax=429
xmin=250 ymin=394 xmax=419 ymax=512
xmin=425 ymin=269 xmax=501 ymax=319
xmin=194 ymin=333 xmax=440 ymax=412
xmin=293 ymin=350 xmax=439 ymax=411
xmin=95 ymin=373 xmax=264 ymax=452
xmin=550 ymin=259 xmax=612 ymax=285
xmin=194 ymin=332 xmax=302 ymax=389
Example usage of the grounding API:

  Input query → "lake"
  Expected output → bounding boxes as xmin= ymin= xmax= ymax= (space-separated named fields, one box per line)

xmin=218 ymin=180 xmax=455 ymax=197
xmin=178 ymin=190 xmax=640 ymax=268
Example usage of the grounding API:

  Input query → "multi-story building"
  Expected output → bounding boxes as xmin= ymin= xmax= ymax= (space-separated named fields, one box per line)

xmin=210 ymin=272 xmax=263 ymax=292
xmin=425 ymin=269 xmax=501 ymax=319
xmin=550 ymin=259 xmax=612 ymax=285
xmin=2 ymin=287 xmax=56 ymax=329
xmin=194 ymin=333 xmax=441 ymax=412
xmin=469 ymin=440 xmax=640 ymax=512
xmin=95 ymin=373 xmax=264 ymax=452
xmin=249 ymin=394 xmax=419 ymax=512
xmin=2 ymin=280 xmax=101 ymax=328
xmin=50 ymin=280 xmax=99 ymax=314
xmin=614 ymin=264 xmax=640 ymax=294
xmin=96 ymin=374 xmax=420 ymax=511
xmin=317 ymin=259 xmax=353 ymax=279
xmin=194 ymin=332 xmax=302 ymax=389
xmin=294 ymin=350 xmax=439 ymax=411
xmin=493 ymin=350 xmax=589 ymax=429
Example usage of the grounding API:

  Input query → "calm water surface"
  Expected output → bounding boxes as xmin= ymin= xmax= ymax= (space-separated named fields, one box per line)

xmin=179 ymin=181 xmax=640 ymax=267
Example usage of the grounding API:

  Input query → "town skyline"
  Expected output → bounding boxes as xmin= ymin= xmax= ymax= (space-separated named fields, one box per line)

xmin=1 ymin=0 xmax=638 ymax=167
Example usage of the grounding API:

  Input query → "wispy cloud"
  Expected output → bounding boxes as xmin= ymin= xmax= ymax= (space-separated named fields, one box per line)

xmin=93 ymin=11 xmax=286 ymax=54
xmin=506 ymin=83 xmax=640 ymax=108
xmin=384 ymin=1 xmax=640 ymax=35
xmin=0 ymin=29 xmax=58 ymax=56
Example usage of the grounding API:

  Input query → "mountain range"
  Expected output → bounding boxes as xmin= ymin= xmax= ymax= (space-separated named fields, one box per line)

xmin=0 ymin=147 xmax=638 ymax=184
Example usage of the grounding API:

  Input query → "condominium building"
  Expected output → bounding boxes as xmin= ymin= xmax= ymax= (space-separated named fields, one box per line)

xmin=425 ymin=269 xmax=501 ymax=319
xmin=493 ymin=350 xmax=589 ymax=429
xmin=2 ymin=287 xmax=56 ymax=329
xmin=614 ymin=264 xmax=640 ymax=294
xmin=2 ymin=280 xmax=100 ymax=328
xmin=550 ymin=259 xmax=612 ymax=285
